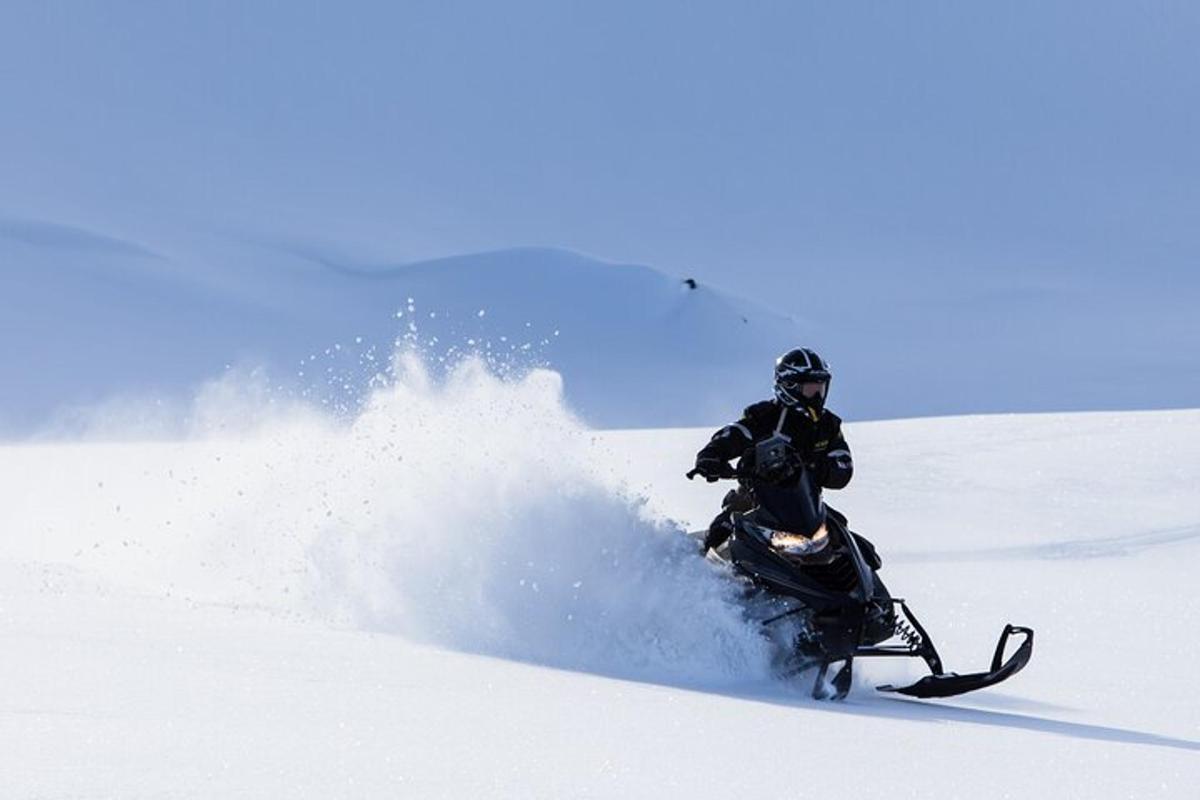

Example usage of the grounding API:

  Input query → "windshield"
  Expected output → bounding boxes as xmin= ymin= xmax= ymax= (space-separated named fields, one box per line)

xmin=751 ymin=473 xmax=826 ymax=538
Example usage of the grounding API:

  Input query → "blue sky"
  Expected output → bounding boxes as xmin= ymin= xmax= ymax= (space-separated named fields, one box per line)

xmin=2 ymin=1 xmax=1198 ymax=423
xmin=4 ymin=1 xmax=1195 ymax=279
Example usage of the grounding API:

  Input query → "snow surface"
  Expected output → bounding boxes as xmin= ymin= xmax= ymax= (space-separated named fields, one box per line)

xmin=2 ymin=358 xmax=1197 ymax=798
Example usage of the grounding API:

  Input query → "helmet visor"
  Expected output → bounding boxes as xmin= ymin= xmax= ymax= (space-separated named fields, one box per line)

xmin=779 ymin=376 xmax=827 ymax=400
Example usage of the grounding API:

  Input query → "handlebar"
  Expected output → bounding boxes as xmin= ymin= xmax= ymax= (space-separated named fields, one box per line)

xmin=687 ymin=452 xmax=806 ymax=484
xmin=686 ymin=463 xmax=740 ymax=482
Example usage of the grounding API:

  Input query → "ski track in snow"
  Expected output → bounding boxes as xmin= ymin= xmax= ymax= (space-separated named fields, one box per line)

xmin=889 ymin=522 xmax=1200 ymax=563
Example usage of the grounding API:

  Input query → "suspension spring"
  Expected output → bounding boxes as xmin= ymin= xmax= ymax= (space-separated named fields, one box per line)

xmin=894 ymin=618 xmax=923 ymax=648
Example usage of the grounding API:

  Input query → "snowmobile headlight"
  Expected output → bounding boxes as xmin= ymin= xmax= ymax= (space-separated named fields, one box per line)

xmin=769 ymin=523 xmax=830 ymax=557
xmin=741 ymin=519 xmax=830 ymax=556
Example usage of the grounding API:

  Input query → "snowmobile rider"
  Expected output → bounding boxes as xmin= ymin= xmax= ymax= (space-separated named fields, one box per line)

xmin=692 ymin=347 xmax=853 ymax=552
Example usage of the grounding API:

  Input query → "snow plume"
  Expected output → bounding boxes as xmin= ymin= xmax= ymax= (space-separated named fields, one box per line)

xmin=28 ymin=351 xmax=772 ymax=685
xmin=301 ymin=352 xmax=772 ymax=684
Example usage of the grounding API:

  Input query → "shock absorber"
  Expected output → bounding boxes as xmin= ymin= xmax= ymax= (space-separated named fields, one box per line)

xmin=894 ymin=618 xmax=923 ymax=649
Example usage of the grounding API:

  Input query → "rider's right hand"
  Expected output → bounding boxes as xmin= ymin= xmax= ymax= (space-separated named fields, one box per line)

xmin=692 ymin=457 xmax=727 ymax=483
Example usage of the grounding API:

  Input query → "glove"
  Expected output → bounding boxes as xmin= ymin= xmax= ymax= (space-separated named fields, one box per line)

xmin=692 ymin=456 xmax=727 ymax=483
xmin=703 ymin=516 xmax=734 ymax=551
xmin=806 ymin=458 xmax=830 ymax=487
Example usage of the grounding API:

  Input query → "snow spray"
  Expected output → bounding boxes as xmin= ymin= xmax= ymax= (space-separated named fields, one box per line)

xmin=23 ymin=350 xmax=773 ymax=685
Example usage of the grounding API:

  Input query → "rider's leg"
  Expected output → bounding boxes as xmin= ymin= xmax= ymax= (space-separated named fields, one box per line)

xmin=704 ymin=486 xmax=753 ymax=551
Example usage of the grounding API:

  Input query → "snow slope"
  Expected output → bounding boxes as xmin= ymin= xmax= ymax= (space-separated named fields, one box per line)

xmin=2 ymin=359 xmax=1197 ymax=798
xmin=3 ymin=231 xmax=806 ymax=433
xmin=6 ymin=212 xmax=1200 ymax=437
xmin=6 ymin=210 xmax=1198 ymax=433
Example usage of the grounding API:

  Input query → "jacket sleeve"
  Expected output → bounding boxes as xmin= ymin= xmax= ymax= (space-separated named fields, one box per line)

xmin=696 ymin=403 xmax=771 ymax=463
xmin=814 ymin=423 xmax=854 ymax=490
xmin=696 ymin=418 xmax=755 ymax=463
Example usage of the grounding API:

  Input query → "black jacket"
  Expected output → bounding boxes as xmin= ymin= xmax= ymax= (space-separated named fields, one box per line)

xmin=696 ymin=400 xmax=853 ymax=490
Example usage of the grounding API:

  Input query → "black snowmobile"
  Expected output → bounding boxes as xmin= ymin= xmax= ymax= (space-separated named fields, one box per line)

xmin=687 ymin=435 xmax=1033 ymax=701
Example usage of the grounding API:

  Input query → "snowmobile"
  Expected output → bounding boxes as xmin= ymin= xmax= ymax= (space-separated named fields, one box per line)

xmin=687 ymin=435 xmax=1033 ymax=701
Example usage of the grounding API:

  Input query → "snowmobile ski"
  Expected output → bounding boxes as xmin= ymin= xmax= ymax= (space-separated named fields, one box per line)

xmin=876 ymin=624 xmax=1033 ymax=699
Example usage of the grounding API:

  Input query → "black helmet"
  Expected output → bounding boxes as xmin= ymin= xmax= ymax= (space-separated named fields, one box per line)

xmin=774 ymin=348 xmax=832 ymax=412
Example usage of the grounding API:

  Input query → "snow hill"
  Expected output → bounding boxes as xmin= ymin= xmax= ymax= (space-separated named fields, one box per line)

xmin=8 ymin=213 xmax=1200 ymax=439
xmin=2 ymin=357 xmax=1197 ymax=798
xmin=3 ymin=224 xmax=807 ymax=434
